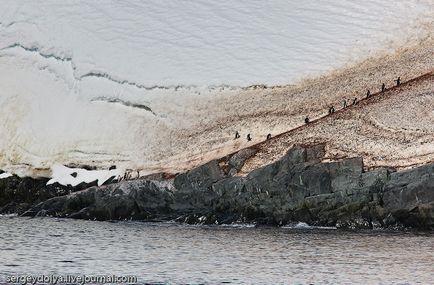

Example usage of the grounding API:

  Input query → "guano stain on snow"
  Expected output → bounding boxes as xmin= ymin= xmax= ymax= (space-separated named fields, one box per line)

xmin=0 ymin=0 xmax=433 ymax=177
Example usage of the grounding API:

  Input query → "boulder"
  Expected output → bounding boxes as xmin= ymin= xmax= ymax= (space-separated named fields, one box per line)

xmin=174 ymin=160 xmax=224 ymax=192
xmin=382 ymin=164 xmax=434 ymax=228
xmin=228 ymin=148 xmax=257 ymax=174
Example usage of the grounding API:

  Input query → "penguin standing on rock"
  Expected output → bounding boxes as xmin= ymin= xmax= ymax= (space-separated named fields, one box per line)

xmin=247 ymin=134 xmax=252 ymax=141
xmin=235 ymin=131 xmax=240 ymax=139
xmin=266 ymin=133 xmax=272 ymax=140
xmin=381 ymin=83 xmax=386 ymax=92
xmin=366 ymin=90 xmax=371 ymax=98
xmin=343 ymin=99 xmax=347 ymax=108
xmin=395 ymin=77 xmax=401 ymax=86
xmin=304 ymin=117 xmax=310 ymax=124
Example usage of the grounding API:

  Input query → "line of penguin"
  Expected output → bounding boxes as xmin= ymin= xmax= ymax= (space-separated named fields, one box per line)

xmin=234 ymin=77 xmax=401 ymax=142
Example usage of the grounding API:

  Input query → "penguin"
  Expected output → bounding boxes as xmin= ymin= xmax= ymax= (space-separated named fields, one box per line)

xmin=381 ymin=83 xmax=386 ymax=93
xmin=329 ymin=106 xmax=335 ymax=114
xmin=305 ymin=117 xmax=310 ymax=124
xmin=395 ymin=77 xmax=401 ymax=86
xmin=235 ymin=131 xmax=240 ymax=139
xmin=366 ymin=90 xmax=371 ymax=98
xmin=247 ymin=134 xmax=252 ymax=141
xmin=266 ymin=133 xmax=272 ymax=140
xmin=352 ymin=97 xmax=357 ymax=105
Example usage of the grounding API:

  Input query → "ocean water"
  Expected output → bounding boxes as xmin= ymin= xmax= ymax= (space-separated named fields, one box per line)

xmin=1 ymin=216 xmax=433 ymax=284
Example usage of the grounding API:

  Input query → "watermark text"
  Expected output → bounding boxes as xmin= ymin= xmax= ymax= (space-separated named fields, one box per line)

xmin=5 ymin=274 xmax=137 ymax=285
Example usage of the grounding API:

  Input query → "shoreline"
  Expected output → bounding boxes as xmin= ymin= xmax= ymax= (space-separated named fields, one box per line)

xmin=2 ymin=144 xmax=433 ymax=230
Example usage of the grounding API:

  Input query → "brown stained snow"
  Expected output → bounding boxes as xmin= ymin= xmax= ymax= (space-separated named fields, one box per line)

xmin=7 ymin=36 xmax=433 ymax=178
xmin=240 ymin=74 xmax=434 ymax=174
xmin=147 ymin=37 xmax=434 ymax=175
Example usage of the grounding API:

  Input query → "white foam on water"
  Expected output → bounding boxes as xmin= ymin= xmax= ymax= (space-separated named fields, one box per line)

xmin=220 ymin=223 xmax=257 ymax=229
xmin=282 ymin=222 xmax=337 ymax=230
xmin=0 ymin=213 xmax=18 ymax=217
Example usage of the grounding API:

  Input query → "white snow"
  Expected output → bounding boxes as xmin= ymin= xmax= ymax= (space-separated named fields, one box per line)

xmin=1 ymin=0 xmax=432 ymax=86
xmin=0 ymin=172 xmax=13 ymax=179
xmin=0 ymin=0 xmax=433 ymax=177
xmin=1 ymin=1 xmax=433 ymax=86
xmin=47 ymin=164 xmax=124 ymax=187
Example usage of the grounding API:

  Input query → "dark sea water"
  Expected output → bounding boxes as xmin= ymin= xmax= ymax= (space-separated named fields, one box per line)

xmin=0 ymin=216 xmax=433 ymax=285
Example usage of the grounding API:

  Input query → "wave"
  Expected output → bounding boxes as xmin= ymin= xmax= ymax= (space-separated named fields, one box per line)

xmin=282 ymin=222 xmax=337 ymax=230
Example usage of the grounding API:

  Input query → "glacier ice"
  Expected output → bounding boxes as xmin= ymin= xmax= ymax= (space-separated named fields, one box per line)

xmin=0 ymin=0 xmax=433 ymax=178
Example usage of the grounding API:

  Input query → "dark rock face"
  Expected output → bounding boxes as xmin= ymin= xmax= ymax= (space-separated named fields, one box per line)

xmin=22 ymin=180 xmax=176 ymax=221
xmin=227 ymin=148 xmax=257 ymax=176
xmin=0 ymin=174 xmax=100 ymax=215
xmin=0 ymin=175 xmax=70 ymax=215
xmin=10 ymin=144 xmax=434 ymax=229
xmin=174 ymin=160 xmax=224 ymax=192
xmin=382 ymin=164 xmax=434 ymax=228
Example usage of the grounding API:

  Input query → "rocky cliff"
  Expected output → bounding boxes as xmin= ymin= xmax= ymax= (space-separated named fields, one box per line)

xmin=3 ymin=145 xmax=431 ymax=230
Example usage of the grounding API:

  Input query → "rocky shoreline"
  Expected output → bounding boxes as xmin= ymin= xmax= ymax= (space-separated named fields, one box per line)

xmin=1 ymin=144 xmax=433 ymax=230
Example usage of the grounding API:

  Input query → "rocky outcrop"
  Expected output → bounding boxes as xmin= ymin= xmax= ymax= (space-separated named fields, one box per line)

xmin=20 ymin=145 xmax=434 ymax=229
xmin=382 ymin=164 xmax=434 ymax=228
xmin=22 ymin=180 xmax=176 ymax=221
xmin=0 ymin=173 xmax=103 ymax=215
xmin=0 ymin=175 xmax=68 ymax=215
xmin=225 ymin=148 xmax=257 ymax=176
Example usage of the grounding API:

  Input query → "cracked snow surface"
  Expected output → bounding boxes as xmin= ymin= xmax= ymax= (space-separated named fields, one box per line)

xmin=0 ymin=0 xmax=433 ymax=178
